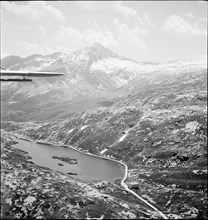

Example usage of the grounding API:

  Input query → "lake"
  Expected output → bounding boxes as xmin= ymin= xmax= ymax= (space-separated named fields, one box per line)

xmin=13 ymin=139 xmax=125 ymax=182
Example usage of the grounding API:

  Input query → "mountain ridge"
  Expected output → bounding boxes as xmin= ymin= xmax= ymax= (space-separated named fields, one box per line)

xmin=1 ymin=64 xmax=207 ymax=218
xmin=1 ymin=43 xmax=207 ymax=122
xmin=1 ymin=42 xmax=207 ymax=218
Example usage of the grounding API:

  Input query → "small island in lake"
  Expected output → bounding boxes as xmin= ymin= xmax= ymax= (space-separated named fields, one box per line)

xmin=67 ymin=172 xmax=78 ymax=175
xmin=52 ymin=156 xmax=78 ymax=164
xmin=57 ymin=163 xmax=64 ymax=166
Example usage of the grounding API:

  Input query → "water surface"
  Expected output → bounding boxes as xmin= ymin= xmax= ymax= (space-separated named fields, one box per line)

xmin=13 ymin=139 xmax=124 ymax=182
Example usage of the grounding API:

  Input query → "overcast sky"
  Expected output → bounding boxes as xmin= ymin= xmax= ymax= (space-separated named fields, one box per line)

xmin=1 ymin=1 xmax=207 ymax=62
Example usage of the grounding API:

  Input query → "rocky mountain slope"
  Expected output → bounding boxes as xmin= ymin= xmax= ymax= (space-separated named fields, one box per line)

xmin=1 ymin=131 xmax=162 ymax=219
xmin=3 ymin=66 xmax=206 ymax=162
xmin=2 ymin=43 xmax=206 ymax=122
xmin=1 ymin=43 xmax=207 ymax=218
xmin=2 ymin=62 xmax=207 ymax=218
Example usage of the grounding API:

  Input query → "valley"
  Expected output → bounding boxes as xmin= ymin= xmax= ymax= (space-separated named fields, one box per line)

xmin=1 ymin=43 xmax=207 ymax=219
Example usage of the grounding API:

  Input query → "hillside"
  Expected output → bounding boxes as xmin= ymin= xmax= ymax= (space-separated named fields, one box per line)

xmin=1 ymin=43 xmax=207 ymax=218
xmin=2 ymin=43 xmax=206 ymax=122
xmin=2 ymin=130 xmax=163 ymax=219
xmin=2 ymin=60 xmax=207 ymax=218
xmin=3 ymin=67 xmax=206 ymax=162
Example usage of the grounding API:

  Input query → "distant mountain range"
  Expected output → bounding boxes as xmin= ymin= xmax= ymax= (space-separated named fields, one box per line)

xmin=1 ymin=42 xmax=206 ymax=121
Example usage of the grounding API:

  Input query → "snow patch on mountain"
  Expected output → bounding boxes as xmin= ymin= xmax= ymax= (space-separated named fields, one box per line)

xmin=34 ymin=57 xmax=56 ymax=67
xmin=100 ymin=149 xmax=108 ymax=155
xmin=159 ymin=58 xmax=207 ymax=71
xmin=90 ymin=57 xmax=159 ymax=75
xmin=119 ymin=133 xmax=127 ymax=142
xmin=68 ymin=128 xmax=74 ymax=134
xmin=80 ymin=125 xmax=88 ymax=131
xmin=63 ymin=50 xmax=89 ymax=64
xmin=111 ymin=76 xmax=129 ymax=87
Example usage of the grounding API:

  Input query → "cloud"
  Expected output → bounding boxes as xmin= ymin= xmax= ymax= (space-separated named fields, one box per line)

xmin=74 ymin=1 xmax=151 ymax=50
xmin=113 ymin=2 xmax=154 ymax=27
xmin=17 ymin=25 xmax=33 ymax=31
xmin=55 ymin=18 xmax=148 ymax=52
xmin=164 ymin=14 xmax=207 ymax=36
xmin=77 ymin=1 xmax=154 ymax=26
xmin=190 ymin=52 xmax=207 ymax=61
xmin=114 ymin=2 xmax=137 ymax=20
xmin=2 ymin=1 xmax=65 ymax=22
xmin=17 ymin=24 xmax=47 ymax=37
xmin=18 ymin=41 xmax=56 ymax=55
xmin=142 ymin=13 xmax=154 ymax=27
xmin=55 ymin=24 xmax=119 ymax=49
xmin=76 ymin=1 xmax=109 ymax=11
xmin=184 ymin=12 xmax=194 ymax=18
xmin=18 ymin=41 xmax=71 ymax=56
xmin=1 ymin=52 xmax=9 ymax=59
xmin=37 ymin=25 xmax=47 ymax=36
xmin=113 ymin=19 xmax=148 ymax=50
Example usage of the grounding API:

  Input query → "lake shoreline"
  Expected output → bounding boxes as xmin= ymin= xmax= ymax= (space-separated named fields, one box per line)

xmin=11 ymin=133 xmax=167 ymax=219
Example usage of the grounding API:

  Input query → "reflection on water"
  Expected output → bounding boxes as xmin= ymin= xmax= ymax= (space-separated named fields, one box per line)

xmin=13 ymin=139 xmax=124 ymax=182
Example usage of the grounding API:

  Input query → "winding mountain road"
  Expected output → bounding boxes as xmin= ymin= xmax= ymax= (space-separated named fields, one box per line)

xmin=120 ymin=161 xmax=168 ymax=219
xmin=11 ymin=133 xmax=168 ymax=219
xmin=73 ymin=145 xmax=168 ymax=219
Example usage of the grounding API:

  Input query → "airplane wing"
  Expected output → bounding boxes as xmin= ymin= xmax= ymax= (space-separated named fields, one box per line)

xmin=0 ymin=70 xmax=64 ymax=77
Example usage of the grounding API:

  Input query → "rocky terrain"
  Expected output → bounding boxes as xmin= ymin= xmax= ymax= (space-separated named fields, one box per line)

xmin=1 ymin=43 xmax=207 ymax=219
xmin=1 ymin=43 xmax=206 ymax=122
xmin=1 ymin=130 xmax=163 ymax=219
